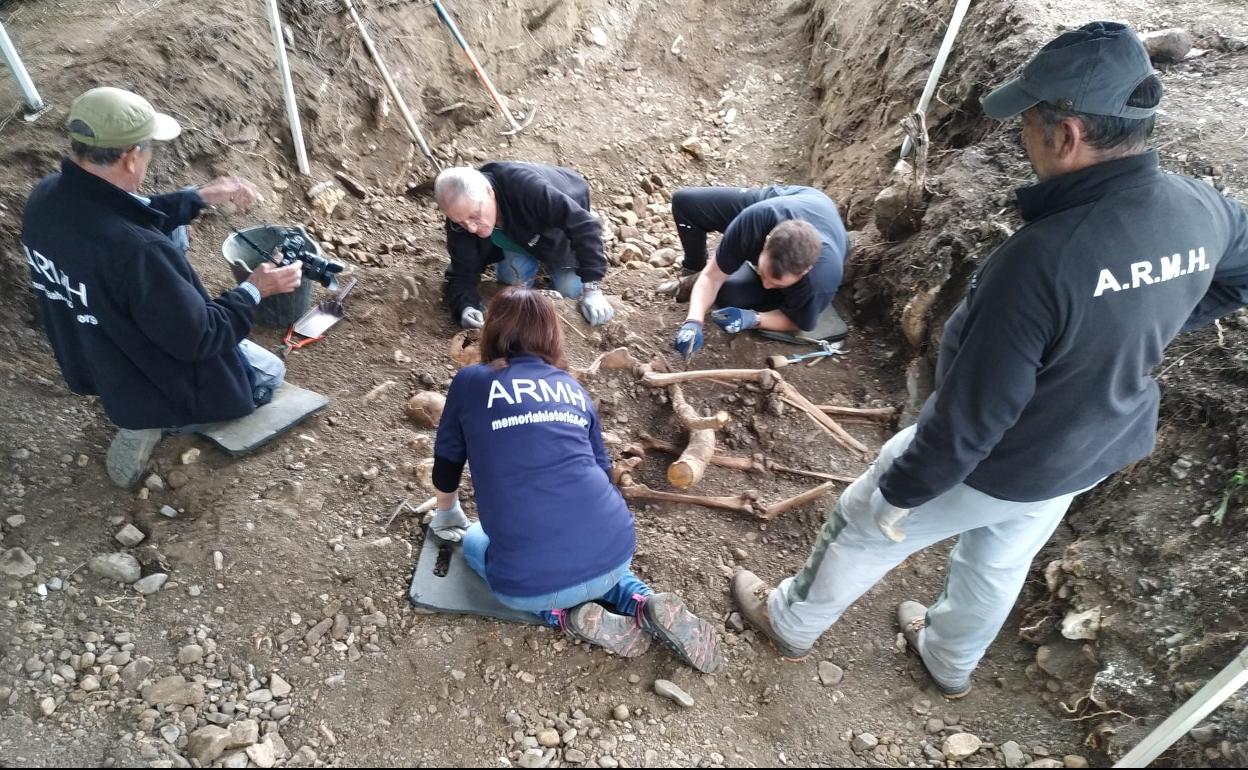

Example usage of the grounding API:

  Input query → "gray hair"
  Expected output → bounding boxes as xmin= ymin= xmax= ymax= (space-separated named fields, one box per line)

xmin=434 ymin=166 xmax=492 ymax=209
xmin=68 ymin=119 xmax=150 ymax=165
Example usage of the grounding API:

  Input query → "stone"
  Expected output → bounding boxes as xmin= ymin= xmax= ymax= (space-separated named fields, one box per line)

xmin=247 ymin=688 xmax=274 ymax=703
xmin=121 ymin=658 xmax=155 ymax=690
xmin=270 ymin=673 xmax=292 ymax=698
xmin=178 ymin=644 xmax=204 ymax=665
xmin=1142 ymin=28 xmax=1193 ymax=63
xmin=159 ymin=505 xmax=179 ymax=519
xmin=246 ymin=737 xmax=279 ymax=769
xmin=942 ymin=733 xmax=982 ymax=761
xmin=89 ymin=553 xmax=141 ymax=584
xmin=926 ymin=718 xmax=944 ymax=734
xmin=134 ymin=573 xmax=168 ymax=595
xmin=142 ymin=675 xmax=205 ymax=706
xmin=613 ymin=704 xmax=630 ymax=721
xmin=220 ymin=752 xmax=249 ymax=769
xmin=680 ymin=137 xmax=706 ymax=160
xmin=39 ymin=696 xmax=56 ymax=716
xmin=161 ymin=725 xmax=182 ymax=744
xmin=188 ymin=726 xmax=232 ymax=765
xmin=144 ymin=474 xmax=165 ymax=491
xmin=590 ymin=26 xmax=608 ymax=47
xmin=1063 ymin=756 xmax=1089 ymax=769
xmin=852 ymin=733 xmax=879 ymax=753
xmin=305 ymin=618 xmax=333 ymax=646
xmin=115 ymin=524 xmax=146 ymax=547
xmin=1 ymin=547 xmax=37 ymax=578
xmin=1002 ymin=740 xmax=1029 ymax=768
xmin=228 ymin=720 xmax=260 ymax=749
xmin=6 ymin=514 xmax=25 ymax=527
xmin=405 ymin=392 xmax=446 ymax=428
xmin=564 ymin=748 xmax=587 ymax=764
xmin=79 ymin=674 xmax=100 ymax=692
xmin=537 ymin=729 xmax=561 ymax=748
xmin=1025 ymin=761 xmax=1064 ymax=769
xmin=1061 ymin=607 xmax=1102 ymax=640
xmin=181 ymin=448 xmax=201 ymax=465
xmin=654 ymin=679 xmax=694 ymax=708
xmin=647 ymin=248 xmax=677 ymax=268
xmin=818 ymin=661 xmax=844 ymax=687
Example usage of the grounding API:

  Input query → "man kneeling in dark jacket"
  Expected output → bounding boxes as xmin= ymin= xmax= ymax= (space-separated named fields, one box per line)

xmin=435 ymin=162 xmax=615 ymax=329
xmin=22 ymin=87 xmax=303 ymax=488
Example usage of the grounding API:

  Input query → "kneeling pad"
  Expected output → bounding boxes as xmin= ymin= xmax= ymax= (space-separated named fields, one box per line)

xmin=408 ymin=534 xmax=543 ymax=625
xmin=755 ymin=303 xmax=848 ymax=345
xmin=194 ymin=383 xmax=329 ymax=456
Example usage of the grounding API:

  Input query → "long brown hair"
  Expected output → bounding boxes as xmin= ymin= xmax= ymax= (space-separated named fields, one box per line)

xmin=480 ymin=287 xmax=567 ymax=369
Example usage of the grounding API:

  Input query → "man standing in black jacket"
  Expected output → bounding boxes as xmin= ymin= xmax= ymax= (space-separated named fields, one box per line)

xmin=22 ymin=87 xmax=302 ymax=488
xmin=732 ymin=23 xmax=1248 ymax=698
xmin=434 ymin=163 xmax=614 ymax=329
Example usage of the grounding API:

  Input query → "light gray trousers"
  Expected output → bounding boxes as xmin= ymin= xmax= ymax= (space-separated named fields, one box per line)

xmin=767 ymin=425 xmax=1094 ymax=690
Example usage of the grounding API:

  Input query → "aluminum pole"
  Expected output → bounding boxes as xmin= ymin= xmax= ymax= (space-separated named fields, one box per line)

xmin=0 ymin=20 xmax=45 ymax=113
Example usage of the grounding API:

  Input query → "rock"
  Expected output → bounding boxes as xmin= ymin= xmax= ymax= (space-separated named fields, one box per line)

xmin=142 ymin=675 xmax=205 ymax=706
xmin=246 ymin=737 xmax=279 ymax=769
xmin=121 ymin=658 xmax=155 ymax=690
xmin=89 ymin=553 xmax=141 ymax=584
xmin=926 ymin=718 xmax=944 ymax=734
xmin=79 ymin=674 xmax=100 ymax=692
xmin=1063 ymin=756 xmax=1089 ymax=769
xmin=6 ymin=514 xmax=25 ymax=527
xmin=647 ymin=248 xmax=677 ymax=268
xmin=1061 ymin=608 xmax=1102 ymax=640
xmin=270 ymin=673 xmax=292 ymax=698
xmin=144 ymin=474 xmax=166 ymax=491
xmin=1142 ymin=28 xmax=1193 ymax=63
xmin=161 ymin=725 xmax=182 ymax=744
xmin=178 ymin=644 xmax=204 ymax=665
xmin=405 ymin=392 xmax=446 ymax=428
xmin=680 ymin=137 xmax=706 ymax=160
xmin=654 ymin=679 xmax=695 ymax=708
xmin=221 ymin=752 xmax=249 ymax=769
xmin=942 ymin=733 xmax=982 ymax=761
xmin=228 ymin=719 xmax=260 ymax=749
xmin=166 ymin=469 xmax=189 ymax=489
xmin=613 ymin=704 xmax=630 ymax=721
xmin=361 ymin=611 xmax=388 ymax=627
xmin=1 ymin=547 xmax=37 ymax=577
xmin=39 ymin=696 xmax=56 ymax=716
xmin=305 ymin=618 xmax=333 ymax=646
xmin=722 ymin=107 xmax=738 ymax=124
xmin=537 ymin=729 xmax=561 ymax=748
xmin=188 ymin=726 xmax=232 ymax=765
xmin=134 ymin=573 xmax=168 ymax=595
xmin=852 ymin=733 xmax=879 ymax=753
xmin=1025 ymin=761 xmax=1064 ymax=769
xmin=115 ymin=524 xmax=146 ymax=547
xmin=564 ymin=748 xmax=587 ymax=764
xmin=874 ymin=159 xmax=926 ymax=239
xmin=159 ymin=505 xmax=178 ymax=519
xmin=181 ymin=448 xmax=201 ymax=465
xmin=590 ymin=26 xmax=608 ymax=47
xmin=818 ymin=661 xmax=844 ymax=687
xmin=247 ymin=688 xmax=274 ymax=703
xmin=1002 ymin=740 xmax=1029 ymax=768
xmin=1170 ymin=457 xmax=1193 ymax=480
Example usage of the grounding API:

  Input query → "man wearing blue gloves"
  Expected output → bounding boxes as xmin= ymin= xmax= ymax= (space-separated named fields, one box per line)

xmin=669 ymin=185 xmax=848 ymax=358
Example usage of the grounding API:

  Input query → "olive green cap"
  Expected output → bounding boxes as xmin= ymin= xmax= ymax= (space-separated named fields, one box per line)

xmin=66 ymin=87 xmax=181 ymax=148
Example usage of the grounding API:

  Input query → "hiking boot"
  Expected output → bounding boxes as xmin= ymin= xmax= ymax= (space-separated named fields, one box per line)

xmin=656 ymin=271 xmax=700 ymax=303
xmin=560 ymin=603 xmax=651 ymax=658
xmin=897 ymin=601 xmax=972 ymax=700
xmin=731 ymin=571 xmax=813 ymax=661
xmin=635 ymin=592 xmax=723 ymax=674
xmin=105 ymin=428 xmax=162 ymax=489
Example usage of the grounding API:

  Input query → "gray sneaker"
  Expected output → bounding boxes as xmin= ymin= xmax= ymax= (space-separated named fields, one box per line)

xmin=105 ymin=429 xmax=162 ymax=489
xmin=730 ymin=571 xmax=812 ymax=661
xmin=897 ymin=601 xmax=972 ymax=700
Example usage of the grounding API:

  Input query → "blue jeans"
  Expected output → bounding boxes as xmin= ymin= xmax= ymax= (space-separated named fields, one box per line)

xmin=461 ymin=522 xmax=651 ymax=626
xmin=496 ymin=252 xmax=584 ymax=299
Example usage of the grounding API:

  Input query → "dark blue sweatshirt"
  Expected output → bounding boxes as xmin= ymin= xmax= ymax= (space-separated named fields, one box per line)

xmin=880 ymin=152 xmax=1248 ymax=508
xmin=22 ymin=160 xmax=258 ymax=430
xmin=433 ymin=356 xmax=636 ymax=597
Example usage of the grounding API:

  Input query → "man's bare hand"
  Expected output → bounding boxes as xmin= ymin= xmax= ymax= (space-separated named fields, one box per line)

xmin=246 ymin=261 xmax=303 ymax=298
xmin=198 ymin=176 xmax=262 ymax=212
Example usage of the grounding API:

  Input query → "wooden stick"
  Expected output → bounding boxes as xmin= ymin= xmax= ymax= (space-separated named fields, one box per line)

xmin=816 ymin=405 xmax=897 ymax=420
xmin=766 ymin=463 xmax=857 ymax=484
xmin=758 ymin=481 xmax=838 ymax=520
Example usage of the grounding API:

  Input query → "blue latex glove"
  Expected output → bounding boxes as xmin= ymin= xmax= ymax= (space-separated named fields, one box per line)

xmin=673 ymin=320 xmax=704 ymax=359
xmin=710 ymin=307 xmax=760 ymax=334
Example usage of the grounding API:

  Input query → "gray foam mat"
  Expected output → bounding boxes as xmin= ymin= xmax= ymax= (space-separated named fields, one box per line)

xmin=194 ymin=383 xmax=329 ymax=456
xmin=408 ymin=533 xmax=543 ymax=625
xmin=755 ymin=303 xmax=849 ymax=344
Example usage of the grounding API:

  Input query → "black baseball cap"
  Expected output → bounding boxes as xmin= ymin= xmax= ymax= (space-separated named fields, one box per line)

xmin=983 ymin=21 xmax=1160 ymax=120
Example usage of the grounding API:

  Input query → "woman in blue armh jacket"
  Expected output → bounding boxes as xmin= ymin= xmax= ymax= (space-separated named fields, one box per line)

xmin=431 ymin=287 xmax=721 ymax=672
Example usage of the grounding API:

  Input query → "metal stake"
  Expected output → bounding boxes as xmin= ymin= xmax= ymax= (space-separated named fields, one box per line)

xmin=0 ymin=20 xmax=47 ymax=119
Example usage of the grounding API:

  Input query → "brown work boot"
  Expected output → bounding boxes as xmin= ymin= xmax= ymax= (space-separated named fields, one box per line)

xmin=560 ymin=603 xmax=650 ymax=658
xmin=897 ymin=601 xmax=972 ymax=700
xmin=731 ymin=571 xmax=812 ymax=661
xmin=656 ymin=271 xmax=699 ymax=303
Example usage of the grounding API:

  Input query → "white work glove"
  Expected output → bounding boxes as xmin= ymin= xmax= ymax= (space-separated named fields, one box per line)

xmin=868 ymin=488 xmax=911 ymax=542
xmin=579 ymin=282 xmax=615 ymax=326
xmin=460 ymin=307 xmax=485 ymax=330
xmin=430 ymin=501 xmax=469 ymax=542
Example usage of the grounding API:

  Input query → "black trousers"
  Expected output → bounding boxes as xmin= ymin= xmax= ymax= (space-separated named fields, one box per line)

xmin=672 ymin=187 xmax=783 ymax=312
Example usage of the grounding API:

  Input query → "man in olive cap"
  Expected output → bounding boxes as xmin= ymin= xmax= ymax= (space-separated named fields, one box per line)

xmin=22 ymin=87 xmax=303 ymax=487
xmin=733 ymin=22 xmax=1248 ymax=697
